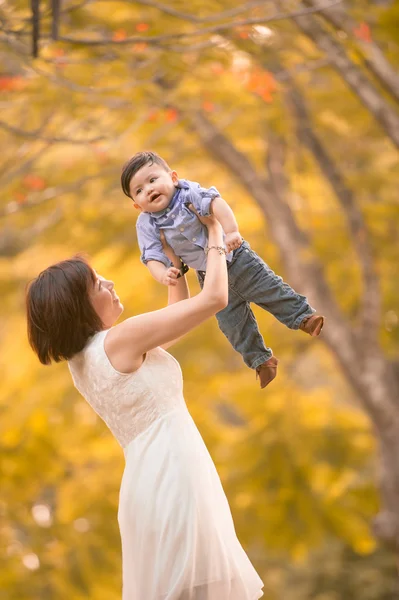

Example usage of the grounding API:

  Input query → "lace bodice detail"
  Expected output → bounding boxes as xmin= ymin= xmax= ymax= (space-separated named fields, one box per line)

xmin=68 ymin=330 xmax=187 ymax=448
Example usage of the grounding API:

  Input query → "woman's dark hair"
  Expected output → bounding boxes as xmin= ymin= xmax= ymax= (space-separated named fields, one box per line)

xmin=26 ymin=256 xmax=104 ymax=365
xmin=121 ymin=151 xmax=171 ymax=198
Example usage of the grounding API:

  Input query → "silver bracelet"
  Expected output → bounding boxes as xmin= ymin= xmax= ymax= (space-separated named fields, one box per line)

xmin=205 ymin=245 xmax=226 ymax=256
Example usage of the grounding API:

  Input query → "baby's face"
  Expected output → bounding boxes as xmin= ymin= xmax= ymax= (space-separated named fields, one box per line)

xmin=129 ymin=163 xmax=178 ymax=213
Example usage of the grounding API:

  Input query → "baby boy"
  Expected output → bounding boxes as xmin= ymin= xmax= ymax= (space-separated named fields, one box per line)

xmin=121 ymin=151 xmax=324 ymax=388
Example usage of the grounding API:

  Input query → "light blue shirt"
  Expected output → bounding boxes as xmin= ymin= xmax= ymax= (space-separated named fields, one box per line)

xmin=136 ymin=179 xmax=233 ymax=272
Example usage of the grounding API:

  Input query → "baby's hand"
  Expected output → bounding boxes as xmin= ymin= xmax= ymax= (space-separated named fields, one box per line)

xmin=161 ymin=266 xmax=181 ymax=286
xmin=225 ymin=231 xmax=243 ymax=253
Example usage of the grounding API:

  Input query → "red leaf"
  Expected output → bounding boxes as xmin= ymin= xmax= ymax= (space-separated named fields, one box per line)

xmin=258 ymin=89 xmax=273 ymax=103
xmin=353 ymin=22 xmax=372 ymax=43
xmin=53 ymin=48 xmax=68 ymax=69
xmin=136 ymin=23 xmax=149 ymax=33
xmin=247 ymin=70 xmax=277 ymax=99
xmin=23 ymin=174 xmax=46 ymax=191
xmin=237 ymin=26 xmax=250 ymax=39
xmin=0 ymin=76 xmax=25 ymax=91
xmin=133 ymin=43 xmax=147 ymax=52
xmin=202 ymin=101 xmax=215 ymax=113
xmin=165 ymin=108 xmax=179 ymax=123
xmin=147 ymin=109 xmax=159 ymax=122
xmin=14 ymin=192 xmax=27 ymax=204
xmin=112 ymin=29 xmax=127 ymax=42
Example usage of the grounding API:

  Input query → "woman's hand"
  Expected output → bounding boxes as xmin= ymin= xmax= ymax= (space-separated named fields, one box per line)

xmin=187 ymin=204 xmax=221 ymax=231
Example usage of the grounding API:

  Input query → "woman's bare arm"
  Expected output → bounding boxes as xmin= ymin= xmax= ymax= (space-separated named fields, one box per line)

xmin=159 ymin=231 xmax=190 ymax=350
xmin=105 ymin=219 xmax=228 ymax=373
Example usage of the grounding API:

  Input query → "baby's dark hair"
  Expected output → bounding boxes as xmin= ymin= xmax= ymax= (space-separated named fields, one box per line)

xmin=121 ymin=151 xmax=171 ymax=198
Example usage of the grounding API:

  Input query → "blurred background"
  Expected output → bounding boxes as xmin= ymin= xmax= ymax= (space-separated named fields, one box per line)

xmin=1 ymin=0 xmax=399 ymax=598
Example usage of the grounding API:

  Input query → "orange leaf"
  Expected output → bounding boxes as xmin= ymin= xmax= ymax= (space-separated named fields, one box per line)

xmin=53 ymin=49 xmax=68 ymax=69
xmin=0 ymin=76 xmax=25 ymax=91
xmin=258 ymin=89 xmax=273 ymax=103
xmin=147 ymin=109 xmax=159 ymax=122
xmin=23 ymin=175 xmax=46 ymax=191
xmin=353 ymin=22 xmax=372 ymax=43
xmin=112 ymin=29 xmax=127 ymax=42
xmin=133 ymin=43 xmax=147 ymax=52
xmin=136 ymin=23 xmax=149 ymax=33
xmin=237 ymin=26 xmax=250 ymax=39
xmin=14 ymin=192 xmax=27 ymax=204
xmin=202 ymin=101 xmax=215 ymax=113
xmin=247 ymin=70 xmax=277 ymax=99
xmin=165 ymin=108 xmax=178 ymax=123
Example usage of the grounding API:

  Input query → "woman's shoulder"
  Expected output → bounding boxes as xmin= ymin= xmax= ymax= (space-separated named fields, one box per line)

xmin=103 ymin=325 xmax=151 ymax=375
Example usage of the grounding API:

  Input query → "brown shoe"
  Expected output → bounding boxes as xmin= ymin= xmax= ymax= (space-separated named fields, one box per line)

xmin=256 ymin=357 xmax=279 ymax=389
xmin=299 ymin=314 xmax=325 ymax=337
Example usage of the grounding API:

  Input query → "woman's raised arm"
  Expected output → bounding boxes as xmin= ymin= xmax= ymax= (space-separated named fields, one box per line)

xmin=104 ymin=218 xmax=228 ymax=373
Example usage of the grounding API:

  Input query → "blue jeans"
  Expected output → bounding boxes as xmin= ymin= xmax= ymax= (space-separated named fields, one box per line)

xmin=196 ymin=241 xmax=314 ymax=369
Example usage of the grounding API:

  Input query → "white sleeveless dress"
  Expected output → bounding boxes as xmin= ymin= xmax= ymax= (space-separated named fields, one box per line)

xmin=68 ymin=329 xmax=264 ymax=600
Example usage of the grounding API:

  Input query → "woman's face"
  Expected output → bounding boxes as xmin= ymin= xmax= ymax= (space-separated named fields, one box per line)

xmin=90 ymin=273 xmax=124 ymax=328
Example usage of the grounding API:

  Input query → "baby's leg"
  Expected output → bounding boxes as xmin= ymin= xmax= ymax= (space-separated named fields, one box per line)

xmin=196 ymin=271 xmax=271 ymax=369
xmin=232 ymin=245 xmax=314 ymax=329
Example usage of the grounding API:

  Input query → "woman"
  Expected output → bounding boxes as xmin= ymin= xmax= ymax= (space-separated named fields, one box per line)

xmin=26 ymin=215 xmax=264 ymax=600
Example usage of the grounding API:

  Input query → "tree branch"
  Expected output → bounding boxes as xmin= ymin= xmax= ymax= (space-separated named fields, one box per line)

xmin=302 ymin=0 xmax=399 ymax=104
xmin=290 ymin=6 xmax=399 ymax=148
xmin=54 ymin=0 xmax=344 ymax=47
xmin=30 ymin=0 xmax=40 ymax=57
xmin=132 ymin=0 xmax=268 ymax=23
xmin=0 ymin=119 xmax=107 ymax=144
xmin=285 ymin=83 xmax=381 ymax=345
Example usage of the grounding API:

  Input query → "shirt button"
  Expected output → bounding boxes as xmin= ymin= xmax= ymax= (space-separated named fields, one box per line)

xmin=166 ymin=208 xmax=170 ymax=212
xmin=192 ymin=237 xmax=197 ymax=242
xmin=180 ymin=227 xmax=185 ymax=232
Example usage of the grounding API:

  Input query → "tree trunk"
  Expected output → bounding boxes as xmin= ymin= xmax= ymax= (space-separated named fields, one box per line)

xmin=284 ymin=83 xmax=380 ymax=345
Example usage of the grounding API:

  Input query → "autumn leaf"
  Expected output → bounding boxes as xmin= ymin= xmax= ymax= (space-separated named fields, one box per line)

xmin=354 ymin=22 xmax=372 ymax=44
xmin=246 ymin=69 xmax=277 ymax=102
xmin=13 ymin=191 xmax=27 ymax=204
xmin=112 ymin=29 xmax=127 ymax=42
xmin=133 ymin=43 xmax=147 ymax=53
xmin=136 ymin=23 xmax=149 ymax=33
xmin=202 ymin=101 xmax=215 ymax=113
xmin=165 ymin=108 xmax=179 ymax=122
xmin=22 ymin=174 xmax=46 ymax=191
xmin=0 ymin=76 xmax=25 ymax=92
xmin=147 ymin=109 xmax=159 ymax=122
xmin=53 ymin=48 xmax=68 ymax=69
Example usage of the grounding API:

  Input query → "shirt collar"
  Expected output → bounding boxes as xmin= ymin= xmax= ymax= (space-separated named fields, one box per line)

xmin=147 ymin=180 xmax=188 ymax=219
